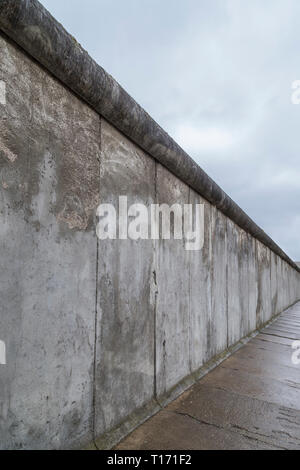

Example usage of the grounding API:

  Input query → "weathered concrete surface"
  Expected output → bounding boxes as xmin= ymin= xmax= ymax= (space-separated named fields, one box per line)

xmin=0 ymin=34 xmax=100 ymax=449
xmin=0 ymin=5 xmax=299 ymax=451
xmin=116 ymin=302 xmax=300 ymax=450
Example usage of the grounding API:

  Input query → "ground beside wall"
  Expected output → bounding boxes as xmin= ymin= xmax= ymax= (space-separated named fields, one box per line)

xmin=116 ymin=302 xmax=300 ymax=450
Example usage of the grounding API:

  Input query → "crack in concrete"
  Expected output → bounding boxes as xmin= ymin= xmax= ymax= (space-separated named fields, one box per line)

xmin=262 ymin=332 xmax=296 ymax=341
xmin=195 ymin=382 xmax=300 ymax=416
xmin=168 ymin=410 xmax=288 ymax=450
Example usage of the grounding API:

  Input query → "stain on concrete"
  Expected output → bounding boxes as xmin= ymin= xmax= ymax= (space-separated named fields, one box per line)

xmin=0 ymin=137 xmax=17 ymax=162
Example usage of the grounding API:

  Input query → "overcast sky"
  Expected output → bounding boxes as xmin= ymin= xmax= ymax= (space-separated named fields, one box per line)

xmin=41 ymin=0 xmax=300 ymax=260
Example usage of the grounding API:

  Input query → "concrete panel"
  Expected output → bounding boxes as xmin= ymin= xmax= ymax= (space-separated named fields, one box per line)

xmin=227 ymin=220 xmax=241 ymax=346
xmin=276 ymin=256 xmax=283 ymax=314
xmin=282 ymin=261 xmax=289 ymax=311
xmin=256 ymin=240 xmax=271 ymax=327
xmin=237 ymin=230 xmax=251 ymax=337
xmin=293 ymin=271 xmax=298 ymax=302
xmin=189 ymin=190 xmax=211 ymax=371
xmin=248 ymin=236 xmax=258 ymax=333
xmin=270 ymin=251 xmax=279 ymax=316
xmin=286 ymin=266 xmax=292 ymax=308
xmin=209 ymin=207 xmax=228 ymax=357
xmin=292 ymin=270 xmax=298 ymax=303
xmin=156 ymin=164 xmax=190 ymax=397
xmin=290 ymin=266 xmax=297 ymax=305
xmin=227 ymin=221 xmax=252 ymax=345
xmin=95 ymin=119 xmax=155 ymax=437
xmin=0 ymin=35 xmax=100 ymax=449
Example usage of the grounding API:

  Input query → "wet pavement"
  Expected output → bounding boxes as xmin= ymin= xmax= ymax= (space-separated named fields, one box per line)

xmin=116 ymin=302 xmax=300 ymax=450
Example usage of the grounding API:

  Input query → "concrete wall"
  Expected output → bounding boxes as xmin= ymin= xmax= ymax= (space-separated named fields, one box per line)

xmin=0 ymin=28 xmax=299 ymax=450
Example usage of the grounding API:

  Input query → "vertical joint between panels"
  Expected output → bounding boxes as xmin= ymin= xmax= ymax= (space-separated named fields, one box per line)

xmin=188 ymin=187 xmax=192 ymax=373
xmin=92 ymin=115 xmax=102 ymax=448
xmin=226 ymin=218 xmax=229 ymax=349
xmin=153 ymin=161 xmax=158 ymax=401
